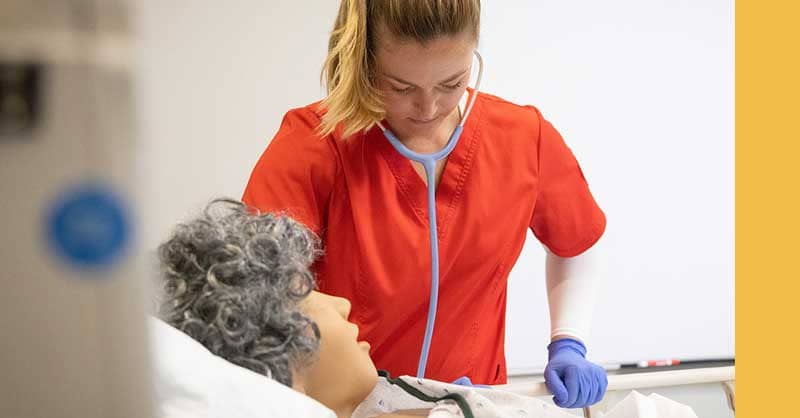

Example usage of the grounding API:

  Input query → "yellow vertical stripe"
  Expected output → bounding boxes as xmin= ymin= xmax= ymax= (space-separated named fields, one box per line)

xmin=737 ymin=1 xmax=800 ymax=416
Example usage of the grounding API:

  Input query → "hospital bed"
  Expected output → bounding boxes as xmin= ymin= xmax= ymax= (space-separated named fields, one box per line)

xmin=499 ymin=366 xmax=736 ymax=417
xmin=152 ymin=316 xmax=735 ymax=418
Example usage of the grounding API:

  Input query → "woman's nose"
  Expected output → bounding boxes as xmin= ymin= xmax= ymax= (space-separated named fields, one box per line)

xmin=414 ymin=92 xmax=438 ymax=119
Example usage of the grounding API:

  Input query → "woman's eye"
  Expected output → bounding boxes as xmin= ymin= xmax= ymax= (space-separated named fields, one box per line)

xmin=392 ymin=86 xmax=413 ymax=94
xmin=442 ymin=82 xmax=463 ymax=91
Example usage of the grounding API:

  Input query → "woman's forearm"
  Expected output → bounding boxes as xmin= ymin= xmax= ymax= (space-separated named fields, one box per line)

xmin=544 ymin=240 xmax=605 ymax=343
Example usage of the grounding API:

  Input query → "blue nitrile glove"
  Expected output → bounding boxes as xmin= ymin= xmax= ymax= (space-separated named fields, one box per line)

xmin=544 ymin=338 xmax=607 ymax=408
xmin=451 ymin=376 xmax=492 ymax=388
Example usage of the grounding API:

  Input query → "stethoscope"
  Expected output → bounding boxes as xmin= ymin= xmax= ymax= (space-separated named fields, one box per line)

xmin=376 ymin=50 xmax=484 ymax=378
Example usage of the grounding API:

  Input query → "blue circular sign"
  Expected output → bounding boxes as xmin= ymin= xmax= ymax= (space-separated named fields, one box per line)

xmin=45 ymin=184 xmax=131 ymax=270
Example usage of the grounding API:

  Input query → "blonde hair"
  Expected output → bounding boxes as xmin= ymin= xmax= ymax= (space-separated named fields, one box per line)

xmin=320 ymin=0 xmax=481 ymax=138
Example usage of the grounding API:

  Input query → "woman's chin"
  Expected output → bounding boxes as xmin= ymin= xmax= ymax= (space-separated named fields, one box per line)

xmin=397 ymin=119 xmax=443 ymax=138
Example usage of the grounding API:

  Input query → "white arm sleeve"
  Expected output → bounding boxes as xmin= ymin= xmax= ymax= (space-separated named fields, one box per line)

xmin=544 ymin=239 xmax=606 ymax=343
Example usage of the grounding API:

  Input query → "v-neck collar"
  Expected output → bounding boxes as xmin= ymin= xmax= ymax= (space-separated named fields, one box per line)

xmin=374 ymin=93 xmax=484 ymax=240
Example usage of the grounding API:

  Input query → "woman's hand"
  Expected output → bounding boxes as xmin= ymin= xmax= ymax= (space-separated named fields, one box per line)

xmin=544 ymin=338 xmax=607 ymax=408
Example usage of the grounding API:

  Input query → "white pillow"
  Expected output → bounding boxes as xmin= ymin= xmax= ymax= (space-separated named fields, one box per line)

xmin=148 ymin=316 xmax=335 ymax=418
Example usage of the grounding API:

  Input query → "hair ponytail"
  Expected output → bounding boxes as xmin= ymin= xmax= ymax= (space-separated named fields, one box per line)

xmin=320 ymin=0 xmax=384 ymax=138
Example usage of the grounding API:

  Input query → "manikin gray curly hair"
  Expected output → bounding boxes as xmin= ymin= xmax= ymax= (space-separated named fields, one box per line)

xmin=157 ymin=198 xmax=321 ymax=387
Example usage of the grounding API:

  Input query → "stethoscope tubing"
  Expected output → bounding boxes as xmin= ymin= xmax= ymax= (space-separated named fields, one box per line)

xmin=378 ymin=51 xmax=484 ymax=378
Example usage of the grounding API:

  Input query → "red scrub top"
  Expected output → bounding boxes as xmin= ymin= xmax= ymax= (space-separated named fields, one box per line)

xmin=243 ymin=92 xmax=605 ymax=384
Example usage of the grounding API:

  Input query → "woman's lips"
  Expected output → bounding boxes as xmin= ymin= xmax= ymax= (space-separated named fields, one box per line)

xmin=409 ymin=116 xmax=439 ymax=125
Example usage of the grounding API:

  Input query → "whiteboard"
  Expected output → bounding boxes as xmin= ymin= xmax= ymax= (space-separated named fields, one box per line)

xmin=135 ymin=0 xmax=734 ymax=376
xmin=487 ymin=2 xmax=735 ymax=373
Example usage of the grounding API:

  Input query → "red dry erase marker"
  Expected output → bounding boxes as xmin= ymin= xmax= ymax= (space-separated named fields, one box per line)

xmin=636 ymin=359 xmax=681 ymax=368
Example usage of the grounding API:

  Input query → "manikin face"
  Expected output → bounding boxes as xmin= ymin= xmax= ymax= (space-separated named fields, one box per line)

xmin=298 ymin=291 xmax=377 ymax=412
xmin=373 ymin=28 xmax=478 ymax=140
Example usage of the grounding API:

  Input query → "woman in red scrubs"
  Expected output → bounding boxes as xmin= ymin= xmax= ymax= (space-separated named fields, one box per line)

xmin=243 ymin=0 xmax=608 ymax=409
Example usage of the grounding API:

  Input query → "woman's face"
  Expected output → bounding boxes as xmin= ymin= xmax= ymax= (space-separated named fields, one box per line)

xmin=298 ymin=291 xmax=377 ymax=409
xmin=373 ymin=28 xmax=477 ymax=139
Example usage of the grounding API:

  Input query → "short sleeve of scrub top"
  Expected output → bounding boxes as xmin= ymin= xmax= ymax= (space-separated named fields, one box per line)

xmin=528 ymin=106 xmax=606 ymax=256
xmin=242 ymin=108 xmax=338 ymax=236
